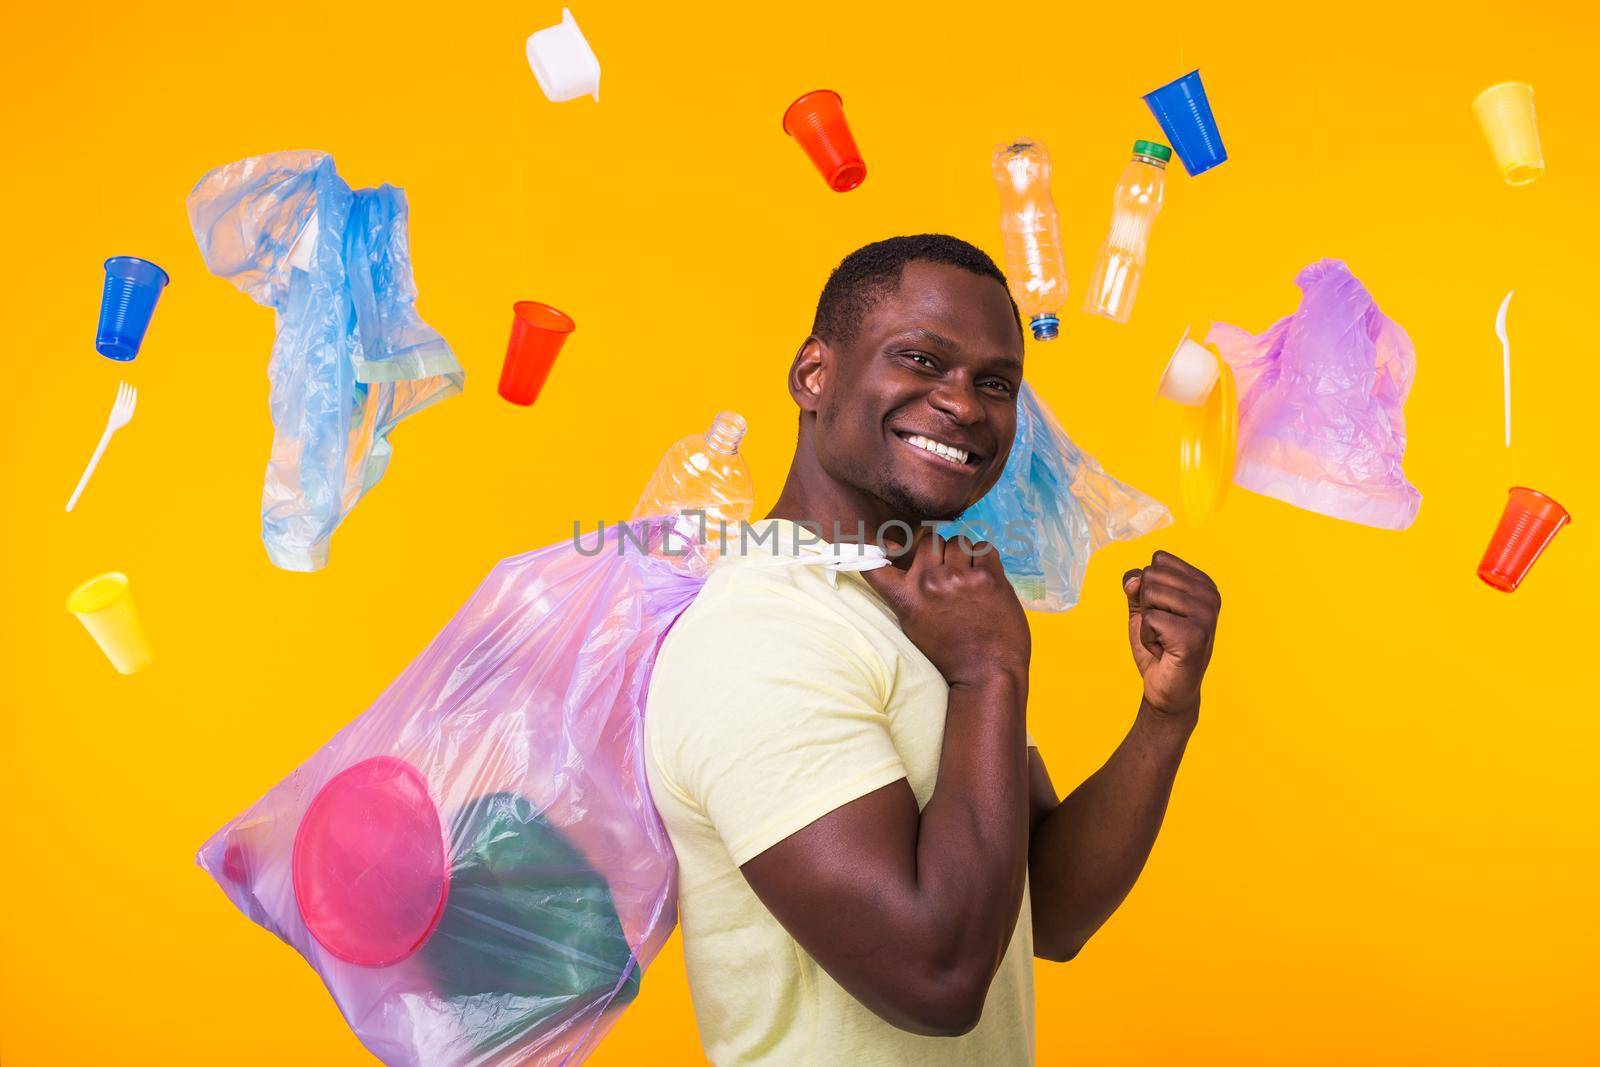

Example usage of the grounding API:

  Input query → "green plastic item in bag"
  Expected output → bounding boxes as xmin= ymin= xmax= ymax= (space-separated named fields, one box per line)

xmin=423 ymin=793 xmax=641 ymax=1049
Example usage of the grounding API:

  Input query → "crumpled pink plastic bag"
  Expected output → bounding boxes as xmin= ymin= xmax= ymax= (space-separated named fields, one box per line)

xmin=199 ymin=520 xmax=703 ymax=1066
xmin=1205 ymin=259 xmax=1422 ymax=529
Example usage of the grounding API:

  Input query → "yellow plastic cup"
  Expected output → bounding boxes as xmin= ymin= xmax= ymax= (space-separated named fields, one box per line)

xmin=1472 ymin=82 xmax=1545 ymax=186
xmin=1178 ymin=352 xmax=1237 ymax=526
xmin=66 ymin=572 xmax=152 ymax=674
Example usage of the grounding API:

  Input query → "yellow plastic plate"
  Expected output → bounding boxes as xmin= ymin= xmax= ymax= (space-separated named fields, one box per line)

xmin=1178 ymin=353 xmax=1237 ymax=526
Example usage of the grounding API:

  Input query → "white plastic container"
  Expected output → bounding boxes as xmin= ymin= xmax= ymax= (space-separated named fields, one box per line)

xmin=1158 ymin=336 xmax=1221 ymax=406
xmin=526 ymin=9 xmax=601 ymax=103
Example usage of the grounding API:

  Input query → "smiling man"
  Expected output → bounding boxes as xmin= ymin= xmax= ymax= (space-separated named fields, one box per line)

xmin=644 ymin=235 xmax=1221 ymax=1065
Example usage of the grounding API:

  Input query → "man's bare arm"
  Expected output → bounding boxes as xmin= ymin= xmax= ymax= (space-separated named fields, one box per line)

xmin=739 ymin=535 xmax=1032 ymax=1036
xmin=742 ymin=673 xmax=1027 ymax=1036
xmin=1026 ymin=709 xmax=1194 ymax=960
xmin=1027 ymin=551 xmax=1219 ymax=960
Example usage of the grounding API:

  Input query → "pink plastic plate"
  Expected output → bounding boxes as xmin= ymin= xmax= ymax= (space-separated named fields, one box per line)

xmin=293 ymin=756 xmax=449 ymax=967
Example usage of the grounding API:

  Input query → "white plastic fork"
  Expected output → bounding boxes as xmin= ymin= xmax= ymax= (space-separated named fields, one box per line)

xmin=66 ymin=381 xmax=138 ymax=512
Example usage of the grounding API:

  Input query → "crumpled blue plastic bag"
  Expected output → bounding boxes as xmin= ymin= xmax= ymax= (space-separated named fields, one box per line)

xmin=1206 ymin=259 xmax=1421 ymax=530
xmin=187 ymin=150 xmax=463 ymax=571
xmin=943 ymin=381 xmax=1171 ymax=611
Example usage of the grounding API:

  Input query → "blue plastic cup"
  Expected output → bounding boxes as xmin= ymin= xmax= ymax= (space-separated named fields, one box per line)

xmin=1142 ymin=70 xmax=1228 ymax=177
xmin=96 ymin=256 xmax=170 ymax=361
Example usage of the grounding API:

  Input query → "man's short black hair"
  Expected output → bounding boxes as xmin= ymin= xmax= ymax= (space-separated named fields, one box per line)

xmin=810 ymin=234 xmax=1023 ymax=344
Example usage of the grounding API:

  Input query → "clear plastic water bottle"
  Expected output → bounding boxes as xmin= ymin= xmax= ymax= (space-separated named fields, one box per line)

xmin=993 ymin=140 xmax=1069 ymax=341
xmin=632 ymin=411 xmax=754 ymax=561
xmin=1083 ymin=140 xmax=1171 ymax=324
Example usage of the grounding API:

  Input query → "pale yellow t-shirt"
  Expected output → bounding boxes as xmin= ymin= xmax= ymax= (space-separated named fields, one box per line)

xmin=645 ymin=520 xmax=1035 ymax=1066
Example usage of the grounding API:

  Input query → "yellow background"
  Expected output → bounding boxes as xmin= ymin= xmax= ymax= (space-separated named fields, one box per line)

xmin=2 ymin=1 xmax=1595 ymax=1063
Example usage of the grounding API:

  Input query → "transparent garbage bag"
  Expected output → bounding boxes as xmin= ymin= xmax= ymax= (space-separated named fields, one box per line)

xmin=187 ymin=150 xmax=464 ymax=571
xmin=943 ymin=381 xmax=1171 ymax=611
xmin=1205 ymin=259 xmax=1422 ymax=529
xmin=199 ymin=521 xmax=883 ymax=1065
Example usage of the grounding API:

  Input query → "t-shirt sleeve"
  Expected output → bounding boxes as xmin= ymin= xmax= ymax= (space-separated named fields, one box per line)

xmin=650 ymin=584 xmax=909 ymax=867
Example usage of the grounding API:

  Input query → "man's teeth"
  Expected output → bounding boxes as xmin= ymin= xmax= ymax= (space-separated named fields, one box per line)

xmin=905 ymin=434 xmax=969 ymax=465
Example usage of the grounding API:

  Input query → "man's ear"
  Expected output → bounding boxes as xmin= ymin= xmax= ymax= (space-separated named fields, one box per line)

xmin=788 ymin=336 xmax=829 ymax=413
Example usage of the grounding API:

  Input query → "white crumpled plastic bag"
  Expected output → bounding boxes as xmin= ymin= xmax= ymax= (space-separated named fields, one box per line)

xmin=944 ymin=382 xmax=1170 ymax=612
xmin=188 ymin=150 xmax=463 ymax=571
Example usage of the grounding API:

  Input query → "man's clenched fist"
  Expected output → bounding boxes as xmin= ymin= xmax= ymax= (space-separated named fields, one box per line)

xmin=1122 ymin=551 xmax=1220 ymax=718
xmin=864 ymin=534 xmax=1031 ymax=691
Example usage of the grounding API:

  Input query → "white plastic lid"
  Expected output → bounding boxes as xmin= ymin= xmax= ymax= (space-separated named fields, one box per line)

xmin=526 ymin=8 xmax=601 ymax=103
xmin=751 ymin=542 xmax=891 ymax=587
xmin=1158 ymin=338 xmax=1222 ymax=407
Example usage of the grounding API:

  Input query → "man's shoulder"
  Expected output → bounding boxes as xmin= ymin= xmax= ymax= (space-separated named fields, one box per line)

xmin=654 ymin=561 xmax=887 ymax=683
xmin=677 ymin=556 xmax=845 ymax=629
xmin=653 ymin=566 xmax=819 ymax=675
xmin=646 ymin=558 xmax=897 ymax=786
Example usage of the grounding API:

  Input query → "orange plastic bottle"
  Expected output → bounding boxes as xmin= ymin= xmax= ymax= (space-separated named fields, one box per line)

xmin=993 ymin=140 xmax=1069 ymax=341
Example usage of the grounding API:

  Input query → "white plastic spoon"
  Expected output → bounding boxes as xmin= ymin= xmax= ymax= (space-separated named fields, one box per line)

xmin=1495 ymin=290 xmax=1514 ymax=448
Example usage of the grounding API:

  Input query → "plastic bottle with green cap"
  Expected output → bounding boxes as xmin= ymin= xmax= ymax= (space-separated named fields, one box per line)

xmin=1084 ymin=140 xmax=1172 ymax=324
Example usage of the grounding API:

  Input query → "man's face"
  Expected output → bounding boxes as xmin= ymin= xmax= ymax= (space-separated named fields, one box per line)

xmin=810 ymin=261 xmax=1024 ymax=524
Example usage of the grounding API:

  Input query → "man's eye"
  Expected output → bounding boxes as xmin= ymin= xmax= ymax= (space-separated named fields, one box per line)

xmin=982 ymin=379 xmax=1014 ymax=395
xmin=903 ymin=352 xmax=936 ymax=368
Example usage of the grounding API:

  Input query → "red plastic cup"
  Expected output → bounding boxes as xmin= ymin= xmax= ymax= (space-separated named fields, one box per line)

xmin=1477 ymin=487 xmax=1571 ymax=592
xmin=498 ymin=301 xmax=576 ymax=406
xmin=783 ymin=89 xmax=867 ymax=192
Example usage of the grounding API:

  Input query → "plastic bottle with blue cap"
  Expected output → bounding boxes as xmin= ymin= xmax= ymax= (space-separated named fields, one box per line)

xmin=992 ymin=140 xmax=1068 ymax=341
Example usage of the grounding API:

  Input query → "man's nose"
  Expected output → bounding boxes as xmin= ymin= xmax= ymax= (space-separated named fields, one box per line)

xmin=927 ymin=380 xmax=983 ymax=424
